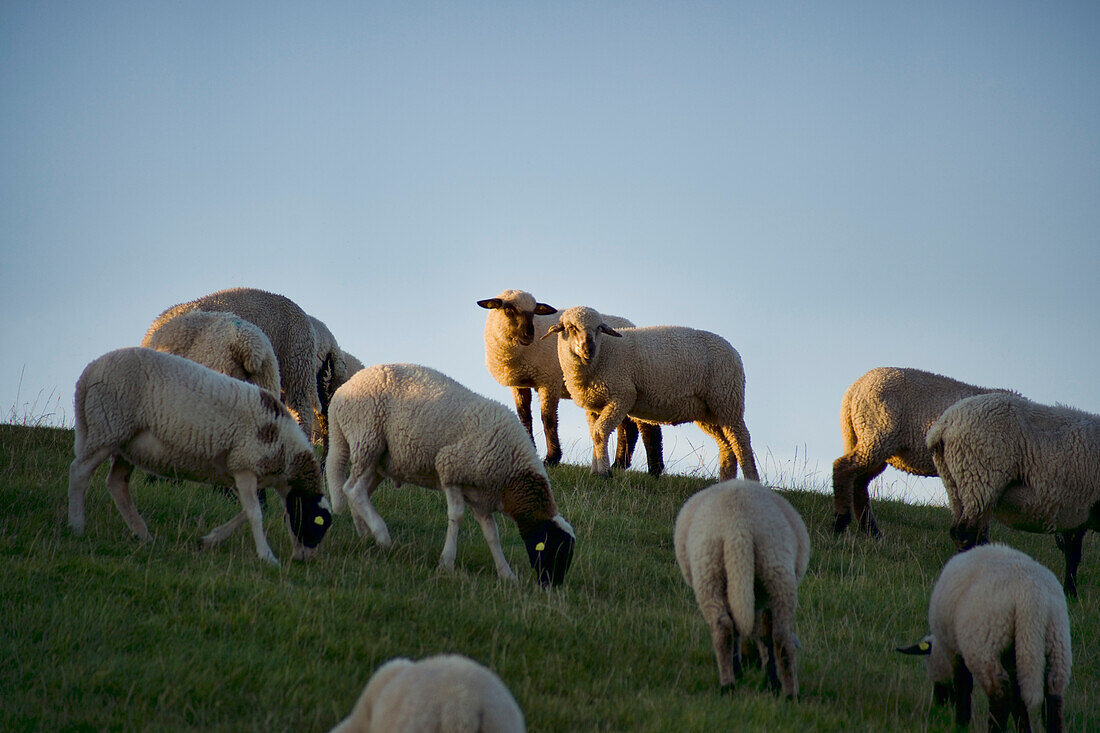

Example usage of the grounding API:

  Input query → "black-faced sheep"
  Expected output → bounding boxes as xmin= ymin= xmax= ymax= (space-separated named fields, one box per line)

xmin=478 ymin=289 xmax=663 ymax=475
xmin=329 ymin=654 xmax=525 ymax=733
xmin=927 ymin=392 xmax=1100 ymax=597
xmin=674 ymin=480 xmax=809 ymax=698
xmin=67 ymin=347 xmax=331 ymax=565
xmin=899 ymin=543 xmax=1071 ymax=731
xmin=325 ymin=363 xmax=576 ymax=587
xmin=544 ymin=306 xmax=758 ymax=482
xmin=832 ymin=367 xmax=1011 ymax=537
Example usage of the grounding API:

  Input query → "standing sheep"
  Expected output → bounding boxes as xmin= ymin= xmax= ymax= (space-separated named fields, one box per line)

xmin=478 ymin=290 xmax=664 ymax=475
xmin=927 ymin=392 xmax=1100 ymax=597
xmin=899 ymin=544 xmax=1071 ymax=731
xmin=832 ymin=367 xmax=1011 ymax=537
xmin=68 ymin=348 xmax=332 ymax=565
xmin=674 ymin=480 xmax=810 ymax=698
xmin=326 ymin=363 xmax=576 ymax=587
xmin=544 ymin=306 xmax=758 ymax=482
xmin=144 ymin=287 xmax=321 ymax=438
xmin=140 ymin=309 xmax=281 ymax=395
xmin=329 ymin=654 xmax=525 ymax=733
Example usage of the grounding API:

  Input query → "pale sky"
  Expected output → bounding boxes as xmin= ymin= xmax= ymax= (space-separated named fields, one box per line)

xmin=3 ymin=2 xmax=1097 ymax=505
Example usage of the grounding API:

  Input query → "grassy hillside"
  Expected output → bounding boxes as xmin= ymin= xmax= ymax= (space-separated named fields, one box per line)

xmin=1 ymin=423 xmax=1097 ymax=731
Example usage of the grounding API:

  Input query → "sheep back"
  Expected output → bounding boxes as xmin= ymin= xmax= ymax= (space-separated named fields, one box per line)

xmin=141 ymin=309 xmax=281 ymax=394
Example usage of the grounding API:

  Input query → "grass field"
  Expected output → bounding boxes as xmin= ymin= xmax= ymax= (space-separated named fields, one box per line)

xmin=1 ymin=422 xmax=1097 ymax=731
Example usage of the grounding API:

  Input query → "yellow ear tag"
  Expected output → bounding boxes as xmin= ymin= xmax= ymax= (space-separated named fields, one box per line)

xmin=535 ymin=541 xmax=546 ymax=552
xmin=314 ymin=516 xmax=326 ymax=526
xmin=919 ymin=641 xmax=931 ymax=652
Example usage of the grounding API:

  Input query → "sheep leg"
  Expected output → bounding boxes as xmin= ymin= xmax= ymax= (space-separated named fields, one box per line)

xmin=105 ymin=456 xmax=153 ymax=542
xmin=67 ymin=445 xmax=114 ymax=535
xmin=831 ymin=454 xmax=886 ymax=536
xmin=952 ymin=658 xmax=974 ymax=728
xmin=536 ymin=386 xmax=562 ymax=466
xmin=638 ymin=422 xmax=664 ymax=477
xmin=471 ymin=509 xmax=518 ymax=581
xmin=1054 ymin=529 xmax=1085 ymax=598
xmin=612 ymin=419 xmax=638 ymax=470
xmin=202 ymin=510 xmax=249 ymax=548
xmin=234 ymin=471 xmax=279 ymax=566
xmin=343 ymin=472 xmax=391 ymax=547
xmin=721 ymin=419 xmax=758 ymax=482
xmin=589 ymin=405 xmax=631 ymax=477
xmin=512 ymin=387 xmax=534 ymax=439
xmin=768 ymin=584 xmax=801 ymax=700
xmin=439 ymin=485 xmax=467 ymax=571
xmin=708 ymin=613 xmax=737 ymax=691
xmin=697 ymin=423 xmax=740 ymax=482
xmin=1043 ymin=693 xmax=1064 ymax=733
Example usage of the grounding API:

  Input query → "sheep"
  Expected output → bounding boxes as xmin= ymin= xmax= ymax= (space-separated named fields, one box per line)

xmin=341 ymin=349 xmax=365 ymax=377
xmin=898 ymin=543 xmax=1071 ymax=731
xmin=67 ymin=347 xmax=332 ymax=566
xmin=673 ymin=480 xmax=810 ymax=698
xmin=307 ymin=314 xmax=351 ymax=446
xmin=325 ymin=363 xmax=576 ymax=587
xmin=140 ymin=309 xmax=281 ymax=395
xmin=143 ymin=287 xmax=321 ymax=438
xmin=543 ymin=306 xmax=758 ymax=482
xmin=329 ymin=654 xmax=525 ymax=733
xmin=927 ymin=392 xmax=1100 ymax=597
xmin=477 ymin=290 xmax=663 ymax=475
xmin=832 ymin=366 xmax=1011 ymax=537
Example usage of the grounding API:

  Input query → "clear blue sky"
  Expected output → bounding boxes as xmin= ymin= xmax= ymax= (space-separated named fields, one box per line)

xmin=3 ymin=2 xmax=1097 ymax=504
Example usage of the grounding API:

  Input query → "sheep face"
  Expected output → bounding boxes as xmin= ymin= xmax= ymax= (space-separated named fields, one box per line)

xmin=478 ymin=291 xmax=556 ymax=346
xmin=949 ymin=520 xmax=989 ymax=551
xmin=285 ymin=488 xmax=333 ymax=554
xmin=543 ymin=306 xmax=621 ymax=365
xmin=523 ymin=516 xmax=576 ymax=587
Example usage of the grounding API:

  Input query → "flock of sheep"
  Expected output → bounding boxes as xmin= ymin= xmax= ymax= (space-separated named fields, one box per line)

xmin=63 ymin=285 xmax=1097 ymax=731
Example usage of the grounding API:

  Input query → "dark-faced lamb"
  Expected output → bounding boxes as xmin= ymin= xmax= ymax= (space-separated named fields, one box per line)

xmin=544 ymin=306 xmax=758 ymax=482
xmin=477 ymin=289 xmax=663 ymax=475
xmin=67 ymin=347 xmax=332 ymax=565
xmin=325 ymin=363 xmax=576 ymax=587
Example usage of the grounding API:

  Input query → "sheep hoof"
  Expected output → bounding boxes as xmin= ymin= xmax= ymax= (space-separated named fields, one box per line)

xmin=543 ymin=455 xmax=561 ymax=467
xmin=832 ymin=512 xmax=852 ymax=534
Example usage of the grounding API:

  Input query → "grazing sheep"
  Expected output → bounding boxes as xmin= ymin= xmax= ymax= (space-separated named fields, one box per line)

xmin=144 ymin=287 xmax=321 ymax=438
xmin=67 ymin=347 xmax=332 ymax=565
xmin=899 ymin=543 xmax=1071 ymax=731
xmin=674 ymin=480 xmax=809 ymax=698
xmin=927 ymin=392 xmax=1100 ymax=596
xmin=307 ymin=314 xmax=351 ymax=446
xmin=544 ymin=306 xmax=758 ymax=482
xmin=330 ymin=654 xmax=525 ymax=733
xmin=141 ymin=309 xmax=281 ymax=395
xmin=477 ymin=290 xmax=663 ymax=475
xmin=832 ymin=367 xmax=1011 ymax=537
xmin=326 ymin=363 xmax=576 ymax=587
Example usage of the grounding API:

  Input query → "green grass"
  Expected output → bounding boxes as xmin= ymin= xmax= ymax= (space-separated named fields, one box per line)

xmin=1 ymin=423 xmax=1097 ymax=731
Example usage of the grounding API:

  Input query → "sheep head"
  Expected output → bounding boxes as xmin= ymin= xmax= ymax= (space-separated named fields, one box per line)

xmin=542 ymin=306 xmax=621 ymax=365
xmin=477 ymin=289 xmax=556 ymax=346
xmin=284 ymin=450 xmax=332 ymax=556
xmin=523 ymin=515 xmax=576 ymax=588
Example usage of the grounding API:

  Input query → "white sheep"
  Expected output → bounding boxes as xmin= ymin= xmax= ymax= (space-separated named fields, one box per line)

xmin=899 ymin=543 xmax=1071 ymax=731
xmin=927 ymin=392 xmax=1100 ymax=596
xmin=67 ymin=347 xmax=332 ymax=565
xmin=544 ymin=306 xmax=758 ymax=482
xmin=478 ymin=290 xmax=664 ymax=475
xmin=140 ymin=309 xmax=281 ymax=395
xmin=329 ymin=654 xmax=525 ymax=733
xmin=674 ymin=480 xmax=810 ymax=698
xmin=832 ymin=366 xmax=1010 ymax=537
xmin=144 ymin=287 xmax=321 ymax=438
xmin=325 ymin=363 xmax=576 ymax=587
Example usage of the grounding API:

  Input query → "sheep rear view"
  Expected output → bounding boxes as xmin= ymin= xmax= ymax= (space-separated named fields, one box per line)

xmin=545 ymin=306 xmax=757 ymax=482
xmin=927 ymin=392 xmax=1100 ymax=597
xmin=674 ymin=480 xmax=810 ymax=699
xmin=832 ymin=367 xmax=1010 ymax=537
xmin=899 ymin=543 xmax=1071 ymax=731
xmin=477 ymin=289 xmax=663 ymax=475
xmin=326 ymin=363 xmax=576 ymax=587
xmin=68 ymin=347 xmax=332 ymax=565
xmin=329 ymin=654 xmax=525 ymax=733
xmin=144 ymin=287 xmax=321 ymax=438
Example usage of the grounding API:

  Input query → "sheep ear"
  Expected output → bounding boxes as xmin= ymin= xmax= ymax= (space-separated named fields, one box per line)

xmin=540 ymin=324 xmax=564 ymax=340
xmin=896 ymin=638 xmax=933 ymax=656
xmin=598 ymin=323 xmax=622 ymax=338
xmin=477 ymin=298 xmax=503 ymax=310
xmin=534 ymin=302 xmax=557 ymax=316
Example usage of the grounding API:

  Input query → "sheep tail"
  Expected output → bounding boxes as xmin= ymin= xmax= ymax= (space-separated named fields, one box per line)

xmin=1013 ymin=588 xmax=1051 ymax=710
xmin=723 ymin=528 xmax=757 ymax=638
xmin=325 ymin=414 xmax=350 ymax=514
